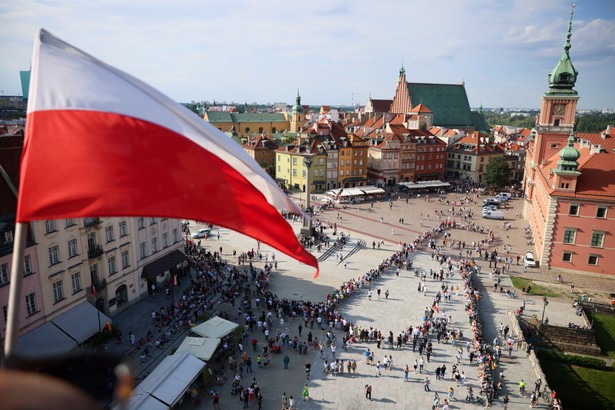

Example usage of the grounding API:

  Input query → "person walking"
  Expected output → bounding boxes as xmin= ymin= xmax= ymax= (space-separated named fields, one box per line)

xmin=419 ymin=357 xmax=424 ymax=373
xmin=403 ymin=364 xmax=409 ymax=382
xmin=302 ymin=384 xmax=310 ymax=401
xmin=365 ymin=384 xmax=372 ymax=400
xmin=283 ymin=354 xmax=290 ymax=369
xmin=424 ymin=376 xmax=431 ymax=392
xmin=305 ymin=361 xmax=311 ymax=379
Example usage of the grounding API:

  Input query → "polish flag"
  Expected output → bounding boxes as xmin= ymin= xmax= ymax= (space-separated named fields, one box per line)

xmin=18 ymin=29 xmax=319 ymax=276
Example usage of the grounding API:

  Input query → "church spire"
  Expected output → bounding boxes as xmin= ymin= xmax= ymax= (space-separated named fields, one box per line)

xmin=547 ymin=5 xmax=578 ymax=93
xmin=555 ymin=128 xmax=581 ymax=174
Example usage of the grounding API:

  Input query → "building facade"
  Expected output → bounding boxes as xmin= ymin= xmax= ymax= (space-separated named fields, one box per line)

xmin=523 ymin=10 xmax=615 ymax=275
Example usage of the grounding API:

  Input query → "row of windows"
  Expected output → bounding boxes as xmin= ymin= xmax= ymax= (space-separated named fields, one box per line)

xmin=2 ymin=292 xmax=40 ymax=324
xmin=45 ymin=219 xmax=130 ymax=237
xmin=0 ymin=255 xmax=34 ymax=286
xmin=562 ymin=229 xmax=605 ymax=247
xmin=562 ymin=252 xmax=600 ymax=266
xmin=568 ymin=204 xmax=608 ymax=218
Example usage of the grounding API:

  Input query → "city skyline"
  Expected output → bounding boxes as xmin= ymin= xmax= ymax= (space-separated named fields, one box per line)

xmin=1 ymin=0 xmax=614 ymax=110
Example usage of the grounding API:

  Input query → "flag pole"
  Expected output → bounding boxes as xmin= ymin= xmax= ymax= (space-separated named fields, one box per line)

xmin=4 ymin=222 xmax=29 ymax=359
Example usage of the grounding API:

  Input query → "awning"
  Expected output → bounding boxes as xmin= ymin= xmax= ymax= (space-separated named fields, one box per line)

xmin=141 ymin=249 xmax=186 ymax=280
xmin=191 ymin=316 xmax=238 ymax=339
xmin=174 ymin=336 xmax=221 ymax=361
xmin=120 ymin=392 xmax=168 ymax=410
xmin=342 ymin=177 xmax=366 ymax=182
xmin=17 ymin=301 xmax=110 ymax=357
xmin=52 ymin=301 xmax=112 ymax=343
xmin=360 ymin=186 xmax=385 ymax=194
xmin=17 ymin=322 xmax=77 ymax=358
xmin=133 ymin=352 xmax=205 ymax=407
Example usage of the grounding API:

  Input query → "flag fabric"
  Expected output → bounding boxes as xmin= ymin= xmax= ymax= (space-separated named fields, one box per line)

xmin=92 ymin=283 xmax=97 ymax=298
xmin=172 ymin=275 xmax=177 ymax=287
xmin=334 ymin=189 xmax=343 ymax=201
xmin=18 ymin=29 xmax=319 ymax=276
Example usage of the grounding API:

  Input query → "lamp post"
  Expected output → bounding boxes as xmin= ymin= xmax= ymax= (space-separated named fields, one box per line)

xmin=300 ymin=153 xmax=315 ymax=238
xmin=170 ymin=254 xmax=175 ymax=314
xmin=541 ymin=296 xmax=549 ymax=324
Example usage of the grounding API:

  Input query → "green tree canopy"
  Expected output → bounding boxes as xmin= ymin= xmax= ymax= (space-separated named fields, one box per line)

xmin=483 ymin=156 xmax=510 ymax=188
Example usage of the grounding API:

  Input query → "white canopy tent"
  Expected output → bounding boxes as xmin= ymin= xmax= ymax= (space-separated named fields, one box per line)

xmin=119 ymin=392 xmax=168 ymax=410
xmin=131 ymin=352 xmax=205 ymax=408
xmin=174 ymin=336 xmax=221 ymax=361
xmin=191 ymin=316 xmax=238 ymax=339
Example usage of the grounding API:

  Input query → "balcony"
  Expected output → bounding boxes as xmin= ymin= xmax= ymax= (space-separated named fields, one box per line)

xmin=84 ymin=217 xmax=101 ymax=228
xmin=94 ymin=279 xmax=107 ymax=292
xmin=88 ymin=245 xmax=104 ymax=259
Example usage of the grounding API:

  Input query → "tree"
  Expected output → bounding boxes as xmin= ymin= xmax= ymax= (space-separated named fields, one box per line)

xmin=483 ymin=156 xmax=510 ymax=188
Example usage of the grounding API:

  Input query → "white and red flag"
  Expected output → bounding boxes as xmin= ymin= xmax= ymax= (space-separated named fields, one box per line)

xmin=18 ymin=29 xmax=319 ymax=276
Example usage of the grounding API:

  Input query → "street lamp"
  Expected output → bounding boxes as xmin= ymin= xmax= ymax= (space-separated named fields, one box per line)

xmin=541 ymin=296 xmax=549 ymax=324
xmin=300 ymin=153 xmax=315 ymax=238
xmin=170 ymin=254 xmax=175 ymax=314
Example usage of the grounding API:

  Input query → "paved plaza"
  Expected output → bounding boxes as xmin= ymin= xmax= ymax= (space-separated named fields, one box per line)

xmin=110 ymin=191 xmax=609 ymax=409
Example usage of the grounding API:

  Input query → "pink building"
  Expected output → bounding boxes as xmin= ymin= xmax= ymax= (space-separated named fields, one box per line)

xmin=523 ymin=11 xmax=615 ymax=275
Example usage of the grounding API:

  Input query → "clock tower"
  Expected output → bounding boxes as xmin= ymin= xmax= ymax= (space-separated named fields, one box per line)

xmin=526 ymin=6 xmax=579 ymax=202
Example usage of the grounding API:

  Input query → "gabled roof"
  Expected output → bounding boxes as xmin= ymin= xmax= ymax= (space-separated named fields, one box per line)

xmin=244 ymin=135 xmax=279 ymax=150
xmin=206 ymin=112 xmax=287 ymax=123
xmin=406 ymin=82 xmax=474 ymax=127
xmin=411 ymin=103 xmax=432 ymax=113
xmin=370 ymin=99 xmax=393 ymax=112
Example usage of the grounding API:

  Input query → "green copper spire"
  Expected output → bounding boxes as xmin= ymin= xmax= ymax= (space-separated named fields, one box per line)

xmin=556 ymin=128 xmax=581 ymax=173
xmin=399 ymin=63 xmax=405 ymax=77
xmin=547 ymin=5 xmax=578 ymax=93
xmin=292 ymin=89 xmax=303 ymax=113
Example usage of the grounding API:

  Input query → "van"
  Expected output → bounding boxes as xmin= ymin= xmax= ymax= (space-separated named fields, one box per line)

xmin=498 ymin=192 xmax=512 ymax=200
xmin=482 ymin=210 xmax=504 ymax=220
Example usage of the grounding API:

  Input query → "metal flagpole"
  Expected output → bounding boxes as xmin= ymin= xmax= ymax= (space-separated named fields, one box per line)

xmin=4 ymin=222 xmax=29 ymax=358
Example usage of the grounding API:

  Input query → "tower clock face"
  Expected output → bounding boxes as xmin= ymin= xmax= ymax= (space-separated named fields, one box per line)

xmin=553 ymin=104 xmax=565 ymax=116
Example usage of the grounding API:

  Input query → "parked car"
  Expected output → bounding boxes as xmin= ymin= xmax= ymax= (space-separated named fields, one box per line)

xmin=482 ymin=210 xmax=504 ymax=220
xmin=482 ymin=204 xmax=498 ymax=212
xmin=191 ymin=228 xmax=211 ymax=239
xmin=483 ymin=197 xmax=501 ymax=203
xmin=498 ymin=192 xmax=512 ymax=200
xmin=524 ymin=251 xmax=537 ymax=268
xmin=495 ymin=194 xmax=509 ymax=202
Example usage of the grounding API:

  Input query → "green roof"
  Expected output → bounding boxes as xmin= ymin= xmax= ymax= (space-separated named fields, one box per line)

xmin=407 ymin=82 xmax=474 ymax=128
xmin=206 ymin=111 xmax=287 ymax=124
xmin=470 ymin=111 xmax=490 ymax=133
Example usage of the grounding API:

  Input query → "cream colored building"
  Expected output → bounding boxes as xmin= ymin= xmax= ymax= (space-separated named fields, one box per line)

xmin=32 ymin=216 xmax=183 ymax=320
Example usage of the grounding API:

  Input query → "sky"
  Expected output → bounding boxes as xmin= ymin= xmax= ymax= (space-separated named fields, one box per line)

xmin=1 ymin=0 xmax=614 ymax=110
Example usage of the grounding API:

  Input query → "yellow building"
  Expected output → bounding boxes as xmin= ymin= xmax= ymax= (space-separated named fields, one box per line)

xmin=204 ymin=111 xmax=289 ymax=140
xmin=276 ymin=139 xmax=327 ymax=192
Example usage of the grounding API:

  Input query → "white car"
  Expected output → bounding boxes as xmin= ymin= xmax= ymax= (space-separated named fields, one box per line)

xmin=482 ymin=210 xmax=504 ymax=220
xmin=524 ymin=252 xmax=537 ymax=268
xmin=191 ymin=229 xmax=211 ymax=239
xmin=482 ymin=205 xmax=498 ymax=212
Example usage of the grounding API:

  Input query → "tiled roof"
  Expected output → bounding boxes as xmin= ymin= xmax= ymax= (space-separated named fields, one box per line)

xmin=206 ymin=112 xmax=287 ymax=123
xmin=411 ymin=103 xmax=432 ymax=113
xmin=370 ymin=99 xmax=392 ymax=112
xmin=406 ymin=82 xmax=474 ymax=127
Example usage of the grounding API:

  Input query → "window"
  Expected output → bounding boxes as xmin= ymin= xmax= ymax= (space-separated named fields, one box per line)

xmin=292 ymin=158 xmax=297 ymax=165
xmin=550 ymin=143 xmax=559 ymax=148
xmin=71 ymin=272 xmax=81 ymax=293
xmin=137 ymin=218 xmax=145 ymax=229
xmin=562 ymin=229 xmax=576 ymax=244
xmin=2 ymin=305 xmax=7 ymax=324
xmin=119 ymin=221 xmax=128 ymax=237
xmin=107 ymin=256 xmax=117 ymax=275
xmin=162 ymin=232 xmax=169 ymax=248
xmin=588 ymin=255 xmax=599 ymax=266
xmin=25 ymin=293 xmax=37 ymax=316
xmin=45 ymin=220 xmax=57 ymax=234
xmin=151 ymin=237 xmax=158 ymax=253
xmin=562 ymin=252 xmax=572 ymax=262
xmin=590 ymin=232 xmax=605 ymax=248
xmin=569 ymin=204 xmax=579 ymax=216
xmin=24 ymin=255 xmax=32 ymax=276
xmin=596 ymin=207 xmax=607 ymax=218
xmin=65 ymin=219 xmax=76 ymax=228
xmin=150 ymin=218 xmax=157 ymax=225
xmin=105 ymin=226 xmax=115 ymax=242
xmin=67 ymin=238 xmax=78 ymax=258
xmin=90 ymin=264 xmax=99 ymax=283
xmin=87 ymin=232 xmax=97 ymax=252
xmin=173 ymin=228 xmax=179 ymax=243
xmin=140 ymin=242 xmax=147 ymax=259
xmin=53 ymin=281 xmax=64 ymax=303
xmin=0 ymin=263 xmax=9 ymax=285
xmin=122 ymin=250 xmax=130 ymax=269
xmin=48 ymin=245 xmax=60 ymax=265
xmin=4 ymin=230 xmax=13 ymax=242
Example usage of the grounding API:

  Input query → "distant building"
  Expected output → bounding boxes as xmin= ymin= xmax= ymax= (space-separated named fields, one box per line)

xmin=523 ymin=10 xmax=615 ymax=275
